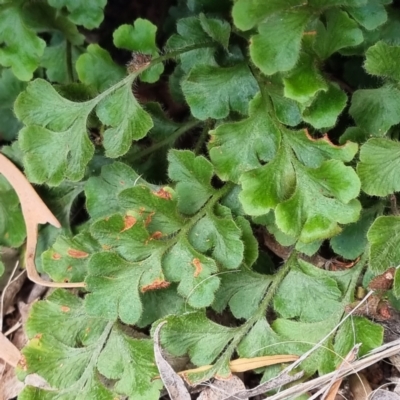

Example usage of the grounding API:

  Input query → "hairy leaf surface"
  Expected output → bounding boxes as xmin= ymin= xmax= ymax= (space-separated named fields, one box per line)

xmin=368 ymin=216 xmax=400 ymax=273
xmin=213 ymin=268 xmax=272 ymax=319
xmin=181 ymin=63 xmax=258 ymax=120
xmin=166 ymin=17 xmax=218 ymax=72
xmin=85 ymin=162 xmax=155 ymax=219
xmin=47 ymin=0 xmax=107 ymax=29
xmin=209 ymin=93 xmax=281 ymax=182
xmin=159 ymin=312 xmax=237 ymax=366
xmin=0 ymin=4 xmax=45 ymax=80
xmin=21 ymin=290 xmax=114 ymax=398
xmin=365 ymin=41 xmax=400 ymax=80
xmin=350 ymin=87 xmax=400 ymax=135
xmin=357 ymin=138 xmax=400 ymax=196
xmin=250 ymin=11 xmax=310 ymax=75
xmin=76 ymin=44 xmax=125 ymax=92
xmin=0 ymin=69 xmax=26 ymax=140
xmin=314 ymin=9 xmax=363 ymax=59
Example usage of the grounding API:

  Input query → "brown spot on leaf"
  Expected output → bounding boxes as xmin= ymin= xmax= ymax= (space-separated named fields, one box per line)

xmin=102 ymin=244 xmax=112 ymax=250
xmin=18 ymin=355 xmax=28 ymax=371
xmin=67 ymin=266 xmax=73 ymax=272
xmin=141 ymin=279 xmax=170 ymax=292
xmin=120 ymin=215 xmax=137 ymax=232
xmin=34 ymin=333 xmax=42 ymax=340
xmin=145 ymin=211 xmax=155 ymax=227
xmin=119 ymin=180 xmax=125 ymax=185
xmin=145 ymin=231 xmax=163 ymax=245
xmin=192 ymin=258 xmax=202 ymax=277
xmin=61 ymin=306 xmax=70 ymax=312
xmin=67 ymin=249 xmax=89 ymax=259
xmin=303 ymin=30 xmax=316 ymax=35
xmin=52 ymin=253 xmax=61 ymax=260
xmin=153 ymin=188 xmax=172 ymax=200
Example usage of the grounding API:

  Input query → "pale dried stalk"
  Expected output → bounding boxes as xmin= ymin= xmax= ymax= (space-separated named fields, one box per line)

xmin=0 ymin=154 xmax=85 ymax=288
xmin=310 ymin=344 xmax=361 ymax=400
xmin=0 ymin=260 xmax=22 ymax=331
xmin=265 ymin=339 xmax=400 ymax=400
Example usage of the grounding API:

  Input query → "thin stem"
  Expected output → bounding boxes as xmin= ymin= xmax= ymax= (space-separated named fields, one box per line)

xmin=204 ymin=252 xmax=367 ymax=382
xmin=152 ymin=42 xmax=216 ymax=66
xmin=191 ymin=253 xmax=295 ymax=382
xmin=249 ymin=64 xmax=276 ymax=119
xmin=87 ymin=42 xmax=217 ymax=108
xmin=253 ymin=252 xmax=295 ymax=320
xmin=56 ymin=321 xmax=113 ymax=396
xmin=130 ymin=119 xmax=202 ymax=162
xmin=283 ymin=253 xmax=370 ymax=375
xmin=183 ymin=182 xmax=234 ymax=233
xmin=65 ymin=41 xmax=74 ymax=83
xmin=194 ymin=121 xmax=211 ymax=155
xmin=343 ymin=250 xmax=369 ymax=303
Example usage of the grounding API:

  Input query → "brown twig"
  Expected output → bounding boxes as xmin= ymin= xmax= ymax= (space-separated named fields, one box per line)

xmin=263 ymin=231 xmax=328 ymax=268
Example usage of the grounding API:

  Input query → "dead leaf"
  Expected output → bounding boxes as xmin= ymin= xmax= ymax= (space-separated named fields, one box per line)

xmin=0 ymin=262 xmax=26 ymax=328
xmin=154 ymin=321 xmax=190 ymax=400
xmin=349 ymin=373 xmax=372 ymax=400
xmin=198 ymin=376 xmax=248 ymax=400
xmin=0 ymin=361 xmax=24 ymax=400
xmin=0 ymin=332 xmax=21 ymax=367
xmin=369 ymin=267 xmax=396 ymax=290
xmin=0 ymin=154 xmax=85 ymax=288
xmin=0 ymin=248 xmax=19 ymax=292
xmin=0 ymin=325 xmax=28 ymax=399
xmin=25 ymin=284 xmax=48 ymax=305
xmin=345 ymin=295 xmax=388 ymax=320
xmin=222 ymin=370 xmax=304 ymax=400
xmin=318 ymin=344 xmax=360 ymax=400
xmin=371 ymin=390 xmax=400 ymax=400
